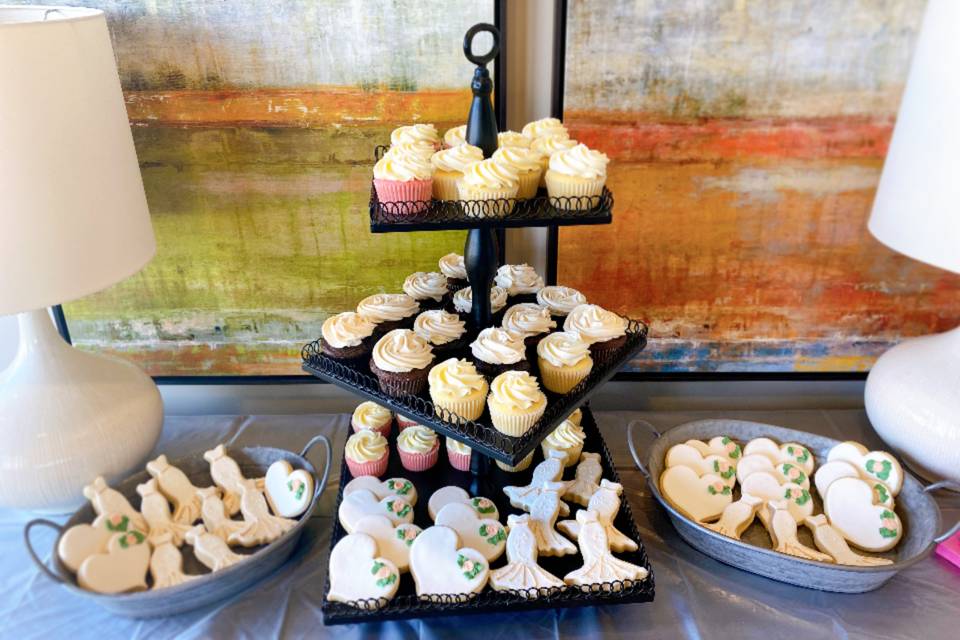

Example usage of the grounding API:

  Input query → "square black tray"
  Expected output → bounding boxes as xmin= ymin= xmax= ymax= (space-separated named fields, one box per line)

xmin=320 ymin=407 xmax=655 ymax=625
xmin=301 ymin=319 xmax=647 ymax=465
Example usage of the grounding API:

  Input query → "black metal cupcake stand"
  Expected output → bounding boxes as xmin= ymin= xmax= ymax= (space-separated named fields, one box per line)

xmin=301 ymin=23 xmax=655 ymax=624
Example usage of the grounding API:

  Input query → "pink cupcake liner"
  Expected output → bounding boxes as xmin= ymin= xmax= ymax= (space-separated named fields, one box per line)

xmin=398 ymin=443 xmax=440 ymax=472
xmin=351 ymin=419 xmax=392 ymax=439
xmin=346 ymin=452 xmax=389 ymax=478
xmin=397 ymin=416 xmax=420 ymax=432
xmin=374 ymin=178 xmax=432 ymax=215
xmin=448 ymin=449 xmax=472 ymax=472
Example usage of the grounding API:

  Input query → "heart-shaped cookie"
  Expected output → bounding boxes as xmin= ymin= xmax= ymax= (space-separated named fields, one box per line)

xmin=740 ymin=470 xmax=814 ymax=523
xmin=735 ymin=454 xmax=779 ymax=485
xmin=743 ymin=437 xmax=781 ymax=463
xmin=814 ymin=460 xmax=861 ymax=500
xmin=354 ymin=515 xmax=422 ymax=573
xmin=779 ymin=442 xmax=815 ymax=475
xmin=264 ymin=460 xmax=314 ymax=518
xmin=77 ymin=531 xmax=150 ymax=594
xmin=427 ymin=486 xmax=500 ymax=522
xmin=409 ymin=525 xmax=489 ymax=600
xmin=777 ymin=462 xmax=810 ymax=490
xmin=58 ymin=513 xmax=142 ymax=573
xmin=823 ymin=476 xmax=903 ymax=552
xmin=339 ymin=489 xmax=413 ymax=534
xmin=344 ymin=476 xmax=418 ymax=506
xmin=435 ymin=502 xmax=507 ymax=562
xmin=659 ymin=466 xmax=732 ymax=523
xmin=827 ymin=442 xmax=903 ymax=497
xmin=685 ymin=436 xmax=742 ymax=461
xmin=665 ymin=444 xmax=736 ymax=487
xmin=327 ymin=532 xmax=400 ymax=608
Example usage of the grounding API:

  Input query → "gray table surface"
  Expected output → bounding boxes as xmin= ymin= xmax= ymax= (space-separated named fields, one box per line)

xmin=3 ymin=410 xmax=958 ymax=639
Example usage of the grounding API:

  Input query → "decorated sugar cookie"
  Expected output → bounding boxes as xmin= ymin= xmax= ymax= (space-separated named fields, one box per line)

xmin=58 ymin=513 xmax=143 ymax=573
xmin=814 ymin=460 xmax=861 ymax=501
xmin=146 ymin=455 xmax=210 ymax=525
xmin=436 ymin=502 xmax=507 ymax=562
xmin=503 ymin=450 xmax=570 ymax=516
xmin=740 ymin=470 xmax=814 ymax=525
xmin=803 ymin=515 xmax=893 ymax=567
xmin=704 ymin=496 xmax=763 ymax=540
xmin=735 ymin=454 xmax=779 ymax=485
xmin=203 ymin=444 xmax=262 ymax=516
xmin=136 ymin=478 xmax=192 ymax=547
xmin=563 ymin=510 xmax=648 ymax=590
xmin=659 ymin=466 xmax=732 ymax=523
xmin=149 ymin=532 xmax=198 ymax=589
xmin=198 ymin=486 xmax=245 ymax=542
xmin=427 ymin=486 xmax=500 ymax=521
xmin=827 ymin=442 xmax=903 ymax=498
xmin=564 ymin=452 xmax=603 ymax=507
xmin=354 ymin=515 xmax=422 ymax=573
xmin=77 ymin=530 xmax=150 ymax=594
xmin=685 ymin=436 xmax=742 ymax=461
xmin=827 ymin=441 xmax=868 ymax=463
xmin=228 ymin=479 xmax=297 ymax=547
xmin=777 ymin=462 xmax=810 ymax=491
xmin=409 ymin=525 xmax=489 ymax=600
xmin=327 ymin=532 xmax=399 ymax=608
xmin=743 ymin=437 xmax=781 ymax=464
xmin=489 ymin=514 xmax=564 ymax=595
xmin=779 ymin=442 xmax=815 ymax=476
xmin=529 ymin=480 xmax=576 ymax=557
xmin=82 ymin=477 xmax=148 ymax=533
xmin=764 ymin=501 xmax=832 ymax=562
xmin=264 ymin=460 xmax=314 ymax=518
xmin=557 ymin=480 xmax=637 ymax=552
xmin=344 ymin=476 xmax=418 ymax=506
xmin=339 ymin=488 xmax=414 ymax=534
xmin=823 ymin=477 xmax=903 ymax=552
xmin=665 ymin=444 xmax=736 ymax=488
xmin=185 ymin=524 xmax=245 ymax=572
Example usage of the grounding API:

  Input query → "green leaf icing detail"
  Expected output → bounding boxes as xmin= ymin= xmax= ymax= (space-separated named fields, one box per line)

xmin=879 ymin=527 xmax=898 ymax=539
xmin=457 ymin=553 xmax=484 ymax=579
xmin=874 ymin=483 xmax=890 ymax=504
xmin=472 ymin=498 xmax=495 ymax=514
xmin=388 ymin=480 xmax=412 ymax=495
xmin=479 ymin=524 xmax=506 ymax=545
xmin=866 ymin=459 xmax=892 ymax=482
xmin=376 ymin=574 xmax=398 ymax=587
xmin=104 ymin=515 xmax=130 ymax=532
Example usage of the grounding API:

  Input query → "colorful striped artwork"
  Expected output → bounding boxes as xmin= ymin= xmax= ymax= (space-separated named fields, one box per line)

xmin=559 ymin=0 xmax=960 ymax=372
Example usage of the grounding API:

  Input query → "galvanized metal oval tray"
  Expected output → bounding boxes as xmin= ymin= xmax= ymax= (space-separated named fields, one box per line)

xmin=23 ymin=435 xmax=331 ymax=618
xmin=627 ymin=419 xmax=960 ymax=593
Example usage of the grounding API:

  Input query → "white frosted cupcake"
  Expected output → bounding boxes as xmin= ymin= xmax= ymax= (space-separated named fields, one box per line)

xmin=396 ymin=425 xmax=439 ymax=472
xmin=370 ymin=329 xmax=434 ymax=397
xmin=391 ymin=124 xmax=440 ymax=149
xmin=438 ymin=252 xmax=468 ymax=291
xmin=384 ymin=141 xmax=436 ymax=161
xmin=357 ymin=293 xmax=420 ymax=334
xmin=446 ymin=438 xmax=473 ymax=472
xmin=345 ymin=429 xmax=389 ymax=477
xmin=536 ymin=330 xmax=594 ymax=394
xmin=428 ymin=357 xmax=488 ymax=423
xmin=351 ymin=401 xmax=393 ymax=438
xmin=413 ymin=309 xmax=467 ymax=355
xmin=320 ymin=311 xmax=377 ymax=361
xmin=430 ymin=144 xmax=483 ymax=201
xmin=498 ymin=130 xmax=532 ymax=149
xmin=495 ymin=263 xmax=544 ymax=304
xmin=444 ymin=124 xmax=467 ymax=148
xmin=563 ymin=304 xmax=628 ymax=360
xmin=452 ymin=285 xmax=508 ymax=323
xmin=486 ymin=370 xmax=547 ymax=437
xmin=373 ymin=153 xmax=433 ymax=214
xmin=536 ymin=285 xmax=587 ymax=322
xmin=521 ymin=117 xmax=569 ymax=141
xmin=531 ymin=134 xmax=578 ymax=186
xmin=403 ymin=271 xmax=449 ymax=310
xmin=470 ymin=327 xmax=528 ymax=378
xmin=502 ymin=303 xmax=556 ymax=356
xmin=545 ymin=144 xmax=610 ymax=211
xmin=541 ymin=418 xmax=586 ymax=467
xmin=457 ymin=159 xmax=519 ymax=217
xmin=492 ymin=146 xmax=544 ymax=199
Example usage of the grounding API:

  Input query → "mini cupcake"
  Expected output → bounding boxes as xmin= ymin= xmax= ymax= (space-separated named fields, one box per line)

xmin=357 ymin=293 xmax=420 ymax=335
xmin=351 ymin=401 xmax=393 ymax=438
xmin=501 ymin=303 xmax=556 ymax=358
xmin=521 ymin=117 xmax=569 ymax=141
xmin=397 ymin=424 xmax=440 ymax=472
xmin=403 ymin=271 xmax=449 ymax=311
xmin=457 ymin=159 xmax=519 ymax=218
xmin=536 ymin=331 xmax=594 ymax=394
xmin=345 ymin=429 xmax=389 ymax=477
xmin=370 ymin=329 xmax=435 ymax=397
xmin=413 ymin=309 xmax=468 ymax=356
xmin=430 ymin=144 xmax=483 ymax=201
xmin=439 ymin=252 xmax=468 ymax=292
xmin=470 ymin=327 xmax=529 ymax=378
xmin=495 ymin=263 xmax=544 ymax=305
xmin=446 ymin=438 xmax=472 ymax=472
xmin=320 ymin=311 xmax=377 ymax=361
xmin=487 ymin=370 xmax=547 ymax=437
xmin=531 ymin=134 xmax=578 ymax=187
xmin=495 ymin=451 xmax=534 ymax=473
xmin=536 ymin=285 xmax=587 ymax=324
xmin=384 ymin=141 xmax=436 ymax=161
xmin=563 ymin=304 xmax=629 ymax=361
xmin=444 ymin=124 xmax=467 ymax=148
xmin=541 ymin=418 xmax=586 ymax=467
xmin=396 ymin=416 xmax=420 ymax=432
xmin=428 ymin=357 xmax=488 ymax=423
xmin=497 ymin=130 xmax=532 ymax=149
xmin=373 ymin=153 xmax=433 ymax=214
xmin=451 ymin=285 xmax=508 ymax=325
xmin=545 ymin=144 xmax=610 ymax=211
xmin=492 ymin=146 xmax=544 ymax=199
xmin=391 ymin=124 xmax=440 ymax=149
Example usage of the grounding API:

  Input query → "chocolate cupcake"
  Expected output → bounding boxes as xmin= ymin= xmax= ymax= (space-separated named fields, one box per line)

xmin=469 ymin=327 xmax=530 ymax=378
xmin=439 ymin=253 xmax=468 ymax=292
xmin=501 ymin=303 xmax=557 ymax=360
xmin=563 ymin=303 xmax=629 ymax=362
xmin=413 ymin=309 xmax=469 ymax=357
xmin=320 ymin=311 xmax=377 ymax=361
xmin=369 ymin=329 xmax=435 ymax=397
xmin=495 ymin=263 xmax=544 ymax=305
xmin=536 ymin=285 xmax=587 ymax=325
xmin=451 ymin=285 xmax=508 ymax=327
xmin=357 ymin=293 xmax=420 ymax=336
xmin=403 ymin=271 xmax=449 ymax=311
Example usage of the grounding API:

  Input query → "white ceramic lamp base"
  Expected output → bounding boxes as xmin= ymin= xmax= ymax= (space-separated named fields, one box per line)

xmin=865 ymin=325 xmax=960 ymax=485
xmin=0 ymin=310 xmax=163 ymax=513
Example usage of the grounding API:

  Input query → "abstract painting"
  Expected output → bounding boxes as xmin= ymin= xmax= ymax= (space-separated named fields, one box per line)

xmin=558 ymin=0 xmax=960 ymax=372
xmin=34 ymin=0 xmax=492 ymax=375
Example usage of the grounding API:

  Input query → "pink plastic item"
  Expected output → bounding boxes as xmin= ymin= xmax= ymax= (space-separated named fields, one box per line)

xmin=935 ymin=531 xmax=960 ymax=568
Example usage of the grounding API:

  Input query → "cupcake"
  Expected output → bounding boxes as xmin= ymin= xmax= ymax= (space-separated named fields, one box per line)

xmin=396 ymin=416 xmax=420 ymax=432
xmin=357 ymin=293 xmax=420 ymax=335
xmin=370 ymin=329 xmax=435 ymax=397
xmin=397 ymin=425 xmax=440 ymax=472
xmin=536 ymin=285 xmax=587 ymax=324
xmin=536 ymin=331 xmax=594 ymax=394
xmin=430 ymin=144 xmax=483 ymax=201
xmin=470 ymin=327 xmax=529 ymax=378
xmin=567 ymin=408 xmax=583 ymax=426
xmin=495 ymin=451 xmax=534 ymax=472
xmin=428 ymin=357 xmax=489 ymax=423
xmin=345 ymin=430 xmax=389 ymax=477
xmin=521 ymin=117 xmax=569 ymax=141
xmin=492 ymin=146 xmax=544 ymax=199
xmin=495 ymin=263 xmax=544 ymax=305
xmin=373 ymin=153 xmax=433 ymax=214
xmin=391 ymin=124 xmax=440 ymax=149
xmin=487 ymin=370 xmax=547 ymax=437
xmin=497 ymin=130 xmax=532 ymax=149
xmin=452 ymin=285 xmax=508 ymax=325
xmin=384 ymin=141 xmax=435 ymax=161
xmin=439 ymin=252 xmax=468 ymax=292
xmin=446 ymin=438 xmax=472 ymax=472
xmin=563 ymin=304 xmax=629 ymax=361
xmin=531 ymin=135 xmax=578 ymax=187
xmin=501 ymin=303 xmax=556 ymax=358
xmin=320 ymin=311 xmax=377 ymax=361
xmin=403 ymin=271 xmax=449 ymax=311
xmin=457 ymin=159 xmax=520 ymax=218
xmin=352 ymin=401 xmax=393 ymax=438
xmin=541 ymin=418 xmax=586 ymax=467
xmin=413 ymin=309 xmax=468 ymax=356
xmin=545 ymin=144 xmax=610 ymax=211
xmin=444 ymin=124 xmax=467 ymax=148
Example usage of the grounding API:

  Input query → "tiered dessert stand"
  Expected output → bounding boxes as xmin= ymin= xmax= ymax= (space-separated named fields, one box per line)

xmin=301 ymin=23 xmax=655 ymax=624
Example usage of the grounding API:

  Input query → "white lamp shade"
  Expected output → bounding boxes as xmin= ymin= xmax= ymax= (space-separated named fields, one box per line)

xmin=868 ymin=0 xmax=960 ymax=275
xmin=0 ymin=6 xmax=155 ymax=316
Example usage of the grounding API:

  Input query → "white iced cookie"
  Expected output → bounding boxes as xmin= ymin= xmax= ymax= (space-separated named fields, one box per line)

xmin=704 ymin=496 xmax=763 ymax=540
xmin=503 ymin=450 xmax=570 ymax=516
xmin=735 ymin=454 xmax=780 ymax=485
xmin=203 ymin=444 xmax=262 ymax=516
xmin=264 ymin=460 xmax=314 ymax=518
xmin=146 ymin=455 xmax=210 ymax=525
xmin=228 ymin=479 xmax=297 ymax=547
xmin=353 ymin=515 xmax=422 ymax=573
xmin=58 ymin=513 xmax=145 ymax=573
xmin=557 ymin=480 xmax=637 ymax=552
xmin=198 ymin=486 xmax=245 ymax=541
xmin=340 ymin=489 xmax=414 ymax=534
xmin=665 ymin=443 xmax=737 ymax=488
xmin=827 ymin=442 xmax=904 ymax=498
xmin=659 ymin=466 xmax=732 ymax=523
xmin=136 ymin=478 xmax=192 ymax=547
xmin=427 ymin=486 xmax=499 ymax=522
xmin=436 ymin=502 xmax=507 ymax=563
xmin=684 ymin=436 xmax=742 ymax=462
xmin=742 ymin=437 xmax=781 ymax=463
xmin=814 ymin=460 xmax=860 ymax=499
xmin=77 ymin=530 xmax=150 ymax=594
xmin=776 ymin=462 xmax=811 ymax=491
xmin=185 ymin=524 xmax=245 ymax=572
xmin=327 ymin=532 xmax=400 ymax=608
xmin=528 ymin=480 xmax=576 ymax=557
xmin=564 ymin=510 xmax=648 ymax=590
xmin=803 ymin=515 xmax=893 ymax=567
xmin=779 ymin=442 xmax=815 ymax=476
xmin=344 ymin=476 xmax=418 ymax=506
xmin=764 ymin=500 xmax=833 ymax=562
xmin=823 ymin=477 xmax=903 ymax=552
xmin=409 ymin=525 xmax=489 ymax=600
xmin=149 ymin=532 xmax=198 ymax=589
xmin=563 ymin=452 xmax=602 ymax=507
xmin=740 ymin=470 xmax=814 ymax=525
xmin=82 ymin=477 xmax=149 ymax=533
xmin=489 ymin=513 xmax=564 ymax=595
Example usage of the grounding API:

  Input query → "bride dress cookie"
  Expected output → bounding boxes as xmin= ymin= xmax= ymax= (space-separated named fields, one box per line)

xmin=327 ymin=532 xmax=400 ymax=608
xmin=764 ymin=500 xmax=832 ymax=562
xmin=77 ymin=530 xmax=151 ymax=595
xmin=659 ymin=466 xmax=732 ymax=523
xmin=185 ymin=524 xmax=246 ymax=571
xmin=410 ymin=525 xmax=489 ymax=600
xmin=83 ymin=477 xmax=148 ymax=533
xmin=435 ymin=502 xmax=507 ymax=562
xmin=563 ymin=510 xmax=648 ymax=590
xmin=704 ymin=496 xmax=763 ymax=540
xmin=203 ymin=445 xmax=262 ymax=516
xmin=503 ymin=450 xmax=570 ymax=516
xmin=823 ymin=476 xmax=903 ymax=552
xmin=137 ymin=478 xmax=193 ymax=547
xmin=149 ymin=532 xmax=198 ymax=589
xmin=685 ymin=436 xmax=742 ymax=462
xmin=528 ymin=480 xmax=576 ymax=557
xmin=344 ymin=476 xmax=418 ymax=507
xmin=264 ymin=459 xmax=314 ymax=518
xmin=146 ymin=455 xmax=210 ymax=525
xmin=564 ymin=452 xmax=602 ymax=507
xmin=740 ymin=470 xmax=814 ymax=525
xmin=803 ymin=515 xmax=893 ymax=567
xmin=827 ymin=442 xmax=904 ymax=498
xmin=489 ymin=514 xmax=564 ymax=595
xmin=58 ymin=513 xmax=145 ymax=573
xmin=427 ymin=486 xmax=499 ymax=521
xmin=665 ymin=444 xmax=737 ymax=488
xmin=353 ymin=515 xmax=422 ymax=573
xmin=228 ymin=479 xmax=297 ymax=547
xmin=198 ymin=486 xmax=245 ymax=542
xmin=340 ymin=488 xmax=414 ymax=534
xmin=557 ymin=480 xmax=637 ymax=552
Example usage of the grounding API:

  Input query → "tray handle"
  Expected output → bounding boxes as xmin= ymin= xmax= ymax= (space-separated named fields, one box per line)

xmin=23 ymin=519 xmax=67 ymax=585
xmin=300 ymin=434 xmax=333 ymax=508
xmin=626 ymin=420 xmax=661 ymax=481
xmin=923 ymin=480 xmax=960 ymax=543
